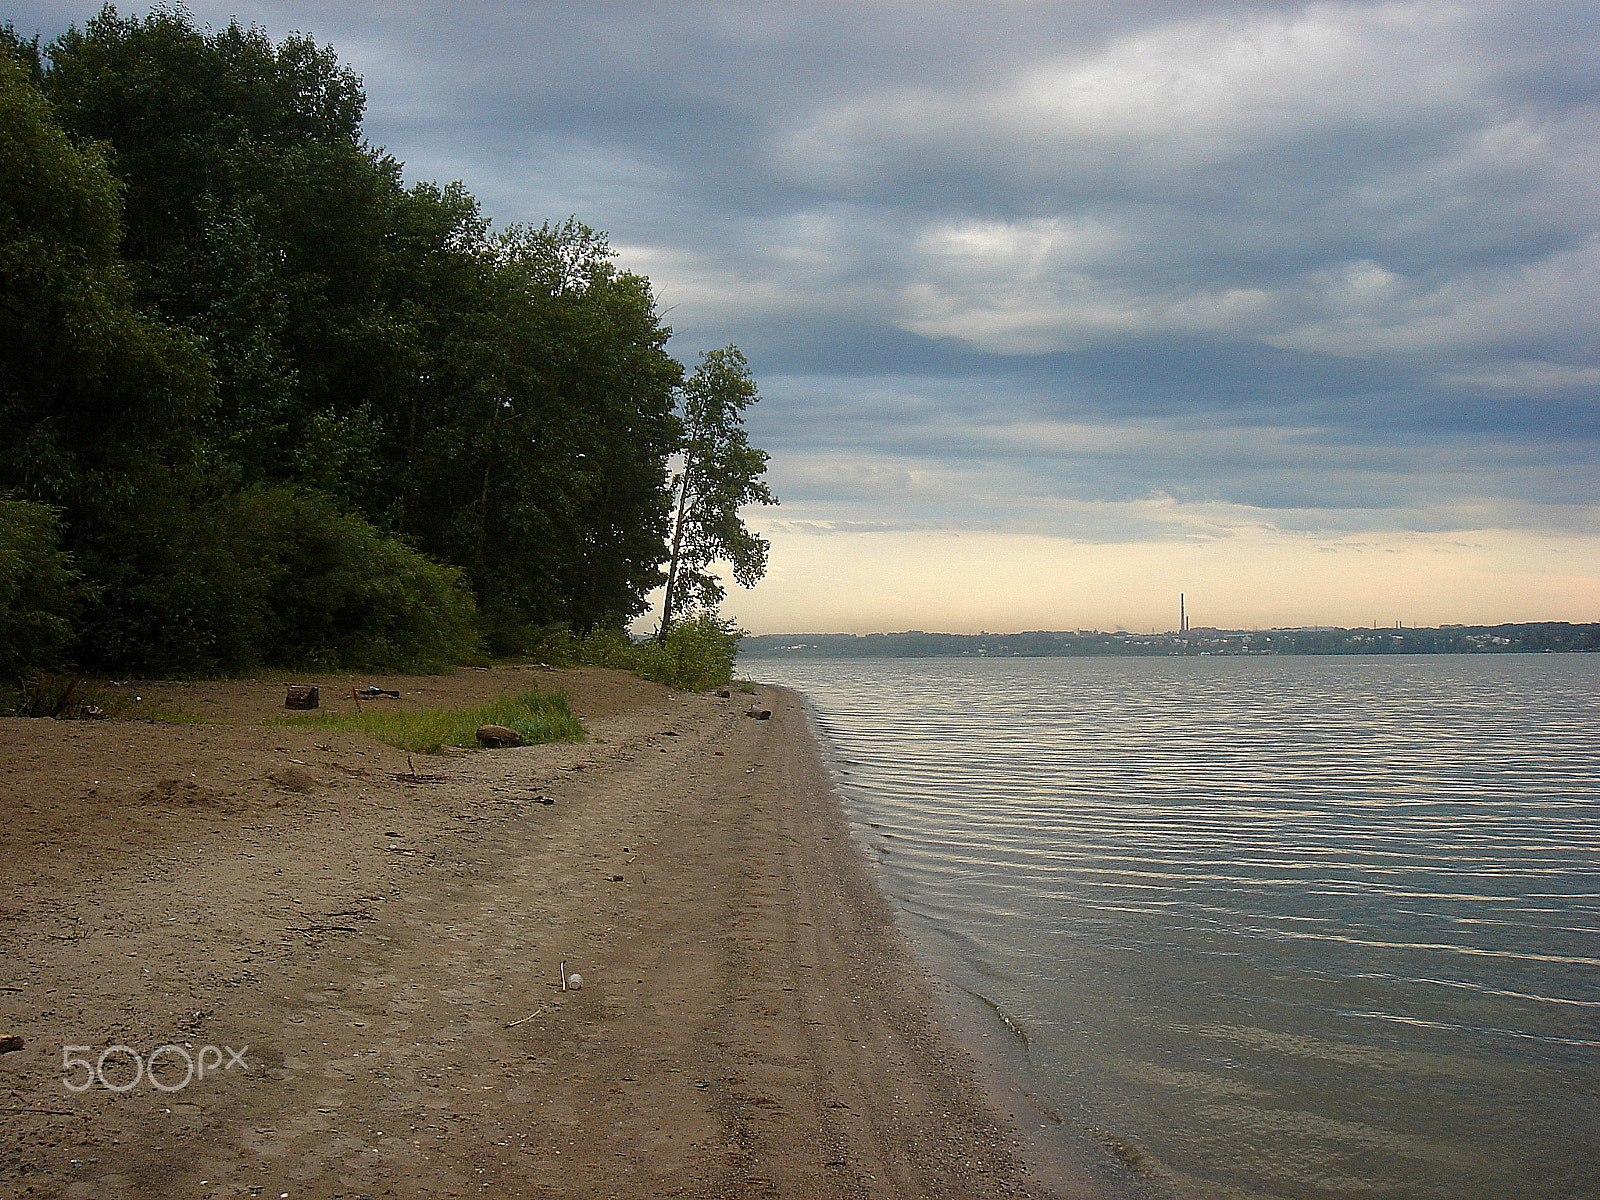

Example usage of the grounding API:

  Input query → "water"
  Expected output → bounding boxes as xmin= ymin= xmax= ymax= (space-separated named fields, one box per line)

xmin=743 ymin=654 xmax=1600 ymax=1200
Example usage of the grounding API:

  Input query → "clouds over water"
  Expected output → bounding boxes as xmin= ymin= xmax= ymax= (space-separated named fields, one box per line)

xmin=14 ymin=0 xmax=1599 ymax=623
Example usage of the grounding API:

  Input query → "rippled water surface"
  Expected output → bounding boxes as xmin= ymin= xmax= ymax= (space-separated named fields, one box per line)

xmin=745 ymin=654 xmax=1600 ymax=1200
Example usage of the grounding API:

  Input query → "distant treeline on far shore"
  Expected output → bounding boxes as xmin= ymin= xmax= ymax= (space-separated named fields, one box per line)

xmin=742 ymin=623 xmax=1600 ymax=658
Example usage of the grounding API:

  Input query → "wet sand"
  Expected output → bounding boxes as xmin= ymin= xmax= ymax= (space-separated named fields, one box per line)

xmin=1 ymin=667 xmax=1062 ymax=1198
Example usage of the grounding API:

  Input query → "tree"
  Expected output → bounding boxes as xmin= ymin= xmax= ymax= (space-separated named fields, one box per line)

xmin=0 ymin=495 xmax=80 ymax=679
xmin=382 ymin=217 xmax=682 ymax=643
xmin=0 ymin=49 xmax=213 ymax=507
xmin=43 ymin=6 xmax=365 ymax=262
xmin=4 ymin=11 xmax=719 ymax=672
xmin=659 ymin=346 xmax=776 ymax=637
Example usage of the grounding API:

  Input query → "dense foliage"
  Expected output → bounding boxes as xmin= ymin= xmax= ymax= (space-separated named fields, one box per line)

xmin=518 ymin=612 xmax=744 ymax=693
xmin=0 ymin=7 xmax=735 ymax=679
xmin=0 ymin=496 xmax=79 ymax=679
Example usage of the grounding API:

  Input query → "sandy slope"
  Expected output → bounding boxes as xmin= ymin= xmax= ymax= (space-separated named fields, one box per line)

xmin=0 ymin=667 xmax=1057 ymax=1199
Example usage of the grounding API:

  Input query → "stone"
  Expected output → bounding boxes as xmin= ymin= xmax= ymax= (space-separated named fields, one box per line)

xmin=476 ymin=724 xmax=523 ymax=749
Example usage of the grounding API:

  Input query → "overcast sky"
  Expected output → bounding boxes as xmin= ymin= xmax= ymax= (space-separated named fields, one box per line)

xmin=12 ymin=1 xmax=1599 ymax=632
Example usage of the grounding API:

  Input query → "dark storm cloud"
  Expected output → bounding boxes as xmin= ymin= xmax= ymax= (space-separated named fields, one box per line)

xmin=10 ymin=0 xmax=1598 ymax=542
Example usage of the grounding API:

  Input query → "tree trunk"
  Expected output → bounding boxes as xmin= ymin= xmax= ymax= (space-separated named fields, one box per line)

xmin=476 ymin=399 xmax=503 ymax=564
xmin=659 ymin=460 xmax=694 ymax=642
xmin=399 ymin=387 xmax=419 ymax=535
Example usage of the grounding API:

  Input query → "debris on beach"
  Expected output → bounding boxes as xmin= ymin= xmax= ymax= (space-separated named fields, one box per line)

xmin=284 ymin=684 xmax=319 ymax=709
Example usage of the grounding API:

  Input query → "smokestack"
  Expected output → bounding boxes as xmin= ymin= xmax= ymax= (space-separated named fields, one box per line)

xmin=1180 ymin=593 xmax=1187 ymax=633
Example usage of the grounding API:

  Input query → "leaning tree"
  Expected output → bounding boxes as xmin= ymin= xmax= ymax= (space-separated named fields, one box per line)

xmin=660 ymin=346 xmax=777 ymax=636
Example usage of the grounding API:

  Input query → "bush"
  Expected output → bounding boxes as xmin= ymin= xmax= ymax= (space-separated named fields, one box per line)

xmin=653 ymin=612 xmax=742 ymax=691
xmin=573 ymin=627 xmax=644 ymax=672
xmin=69 ymin=483 xmax=482 ymax=675
xmin=228 ymin=485 xmax=483 ymax=673
xmin=566 ymin=612 xmax=741 ymax=692
xmin=486 ymin=617 xmax=580 ymax=665
xmin=0 ymin=495 xmax=80 ymax=679
xmin=68 ymin=477 xmax=269 ymax=675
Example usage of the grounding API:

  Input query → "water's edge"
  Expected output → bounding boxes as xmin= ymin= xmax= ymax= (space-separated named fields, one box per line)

xmin=755 ymin=654 xmax=1600 ymax=1200
xmin=794 ymin=690 xmax=1163 ymax=1200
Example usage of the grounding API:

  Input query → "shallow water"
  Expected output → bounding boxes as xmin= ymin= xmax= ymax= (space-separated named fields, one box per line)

xmin=745 ymin=654 xmax=1600 ymax=1200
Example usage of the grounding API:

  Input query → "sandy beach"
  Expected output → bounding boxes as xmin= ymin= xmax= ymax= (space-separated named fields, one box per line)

xmin=0 ymin=666 xmax=1060 ymax=1199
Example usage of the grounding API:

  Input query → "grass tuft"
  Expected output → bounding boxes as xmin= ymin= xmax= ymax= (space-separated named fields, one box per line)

xmin=277 ymin=689 xmax=585 ymax=754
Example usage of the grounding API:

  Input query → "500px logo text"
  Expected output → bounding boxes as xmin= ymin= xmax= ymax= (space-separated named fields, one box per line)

xmin=62 ymin=1044 xmax=249 ymax=1093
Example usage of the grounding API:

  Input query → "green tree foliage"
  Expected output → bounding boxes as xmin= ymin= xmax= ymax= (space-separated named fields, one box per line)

xmin=441 ymin=221 xmax=682 ymax=644
xmin=225 ymin=486 xmax=481 ymax=672
xmin=41 ymin=10 xmax=687 ymax=633
xmin=0 ymin=46 xmax=237 ymax=677
xmin=43 ymin=5 xmax=365 ymax=261
xmin=1 ymin=23 xmax=45 ymax=82
xmin=661 ymin=347 xmax=776 ymax=633
xmin=61 ymin=482 xmax=481 ymax=677
xmin=0 ymin=35 xmax=475 ymax=677
xmin=65 ymin=474 xmax=267 ymax=675
xmin=1 ymin=7 xmax=756 ymax=677
xmin=648 ymin=612 xmax=743 ymax=691
xmin=43 ymin=7 xmax=400 ymax=504
xmin=0 ymin=47 xmax=212 ymax=510
xmin=0 ymin=496 xmax=80 ymax=679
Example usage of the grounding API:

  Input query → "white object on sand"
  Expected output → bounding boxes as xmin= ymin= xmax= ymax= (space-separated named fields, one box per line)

xmin=566 ymin=973 xmax=583 ymax=991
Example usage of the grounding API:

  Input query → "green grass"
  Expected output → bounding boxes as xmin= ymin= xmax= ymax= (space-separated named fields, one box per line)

xmin=126 ymin=705 xmax=211 ymax=724
xmin=276 ymin=688 xmax=585 ymax=755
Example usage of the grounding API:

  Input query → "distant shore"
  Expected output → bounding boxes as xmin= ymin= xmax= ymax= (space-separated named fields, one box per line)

xmin=743 ymin=619 xmax=1599 ymax=659
xmin=1 ymin=666 xmax=1059 ymax=1198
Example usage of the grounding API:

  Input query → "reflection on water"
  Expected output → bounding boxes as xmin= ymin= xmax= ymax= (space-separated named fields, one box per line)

xmin=747 ymin=654 xmax=1600 ymax=1200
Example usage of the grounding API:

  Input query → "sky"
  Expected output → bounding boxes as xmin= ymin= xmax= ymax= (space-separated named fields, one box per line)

xmin=11 ymin=0 xmax=1600 ymax=633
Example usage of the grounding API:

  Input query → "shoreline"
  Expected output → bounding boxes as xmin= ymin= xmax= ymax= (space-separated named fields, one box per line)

xmin=1 ymin=667 xmax=1058 ymax=1198
xmin=794 ymin=697 xmax=1162 ymax=1200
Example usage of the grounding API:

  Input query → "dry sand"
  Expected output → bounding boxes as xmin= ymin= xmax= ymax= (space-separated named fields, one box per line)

xmin=0 ymin=666 xmax=1064 ymax=1199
